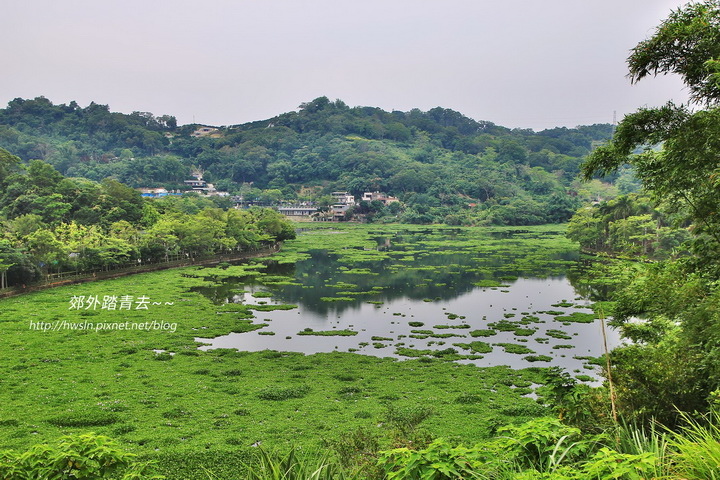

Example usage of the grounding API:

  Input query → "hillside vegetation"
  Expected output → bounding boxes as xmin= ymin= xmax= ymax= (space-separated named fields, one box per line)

xmin=0 ymin=96 xmax=623 ymax=225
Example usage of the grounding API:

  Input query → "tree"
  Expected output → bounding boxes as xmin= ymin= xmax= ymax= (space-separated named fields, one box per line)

xmin=608 ymin=214 xmax=656 ymax=255
xmin=567 ymin=208 xmax=604 ymax=250
xmin=578 ymin=0 xmax=720 ymax=424
xmin=583 ymin=0 xmax=720 ymax=256
xmin=4 ymin=214 xmax=45 ymax=241
xmin=25 ymin=228 xmax=66 ymax=272
xmin=627 ymin=1 xmax=720 ymax=104
xmin=26 ymin=159 xmax=64 ymax=195
xmin=0 ymin=147 xmax=20 ymax=184
xmin=97 ymin=178 xmax=144 ymax=226
xmin=225 ymin=209 xmax=262 ymax=250
xmin=0 ymin=260 xmax=14 ymax=289
xmin=252 ymin=208 xmax=296 ymax=242
xmin=0 ymin=239 xmax=40 ymax=286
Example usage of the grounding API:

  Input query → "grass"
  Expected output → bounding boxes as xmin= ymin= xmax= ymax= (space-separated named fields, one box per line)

xmin=0 ymin=263 xmax=550 ymax=476
xmin=239 ymin=446 xmax=349 ymax=480
xmin=668 ymin=413 xmax=720 ymax=479
xmin=0 ymin=223 xmax=605 ymax=478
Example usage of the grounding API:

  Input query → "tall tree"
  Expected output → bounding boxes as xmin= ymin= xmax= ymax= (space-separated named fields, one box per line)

xmin=0 ymin=148 xmax=20 ymax=184
xmin=583 ymin=0 xmax=720 ymax=259
xmin=579 ymin=0 xmax=720 ymax=424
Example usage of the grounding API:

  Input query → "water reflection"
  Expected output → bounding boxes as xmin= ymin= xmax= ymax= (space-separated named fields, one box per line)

xmin=194 ymin=228 xmax=621 ymax=377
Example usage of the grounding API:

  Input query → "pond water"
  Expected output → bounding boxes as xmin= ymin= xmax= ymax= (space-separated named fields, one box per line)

xmin=195 ymin=226 xmax=620 ymax=380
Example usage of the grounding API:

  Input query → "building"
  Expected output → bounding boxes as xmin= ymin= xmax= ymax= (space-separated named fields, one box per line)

xmin=362 ymin=191 xmax=399 ymax=205
xmin=332 ymin=192 xmax=356 ymax=206
xmin=331 ymin=192 xmax=356 ymax=221
xmin=138 ymin=188 xmax=175 ymax=198
xmin=190 ymin=126 xmax=219 ymax=137
xmin=277 ymin=205 xmax=319 ymax=218
xmin=183 ymin=169 xmax=229 ymax=196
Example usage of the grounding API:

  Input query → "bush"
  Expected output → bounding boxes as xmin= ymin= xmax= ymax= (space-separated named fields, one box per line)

xmin=0 ymin=433 xmax=163 ymax=479
xmin=257 ymin=384 xmax=310 ymax=401
xmin=47 ymin=409 xmax=119 ymax=427
xmin=378 ymin=439 xmax=486 ymax=480
xmin=384 ymin=404 xmax=434 ymax=437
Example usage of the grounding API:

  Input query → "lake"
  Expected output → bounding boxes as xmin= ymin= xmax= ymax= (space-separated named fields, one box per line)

xmin=195 ymin=225 xmax=620 ymax=379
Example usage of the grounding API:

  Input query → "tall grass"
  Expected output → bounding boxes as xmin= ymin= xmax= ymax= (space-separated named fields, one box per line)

xmin=668 ymin=413 xmax=720 ymax=479
xmin=614 ymin=420 xmax=670 ymax=478
xmin=241 ymin=447 xmax=347 ymax=480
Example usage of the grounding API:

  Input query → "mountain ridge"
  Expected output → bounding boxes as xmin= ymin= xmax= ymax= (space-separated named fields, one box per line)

xmin=0 ymin=95 xmax=626 ymax=225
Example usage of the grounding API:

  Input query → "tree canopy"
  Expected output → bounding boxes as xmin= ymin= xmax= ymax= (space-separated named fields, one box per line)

xmin=576 ymin=0 xmax=720 ymax=426
xmin=584 ymin=0 xmax=720 ymax=257
xmin=0 ymin=96 xmax=618 ymax=226
xmin=0 ymin=155 xmax=295 ymax=287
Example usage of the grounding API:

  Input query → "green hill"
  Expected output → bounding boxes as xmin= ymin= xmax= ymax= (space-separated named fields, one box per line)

xmin=0 ymin=96 xmax=622 ymax=225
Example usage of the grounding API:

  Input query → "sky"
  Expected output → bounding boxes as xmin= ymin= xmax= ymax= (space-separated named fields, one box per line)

xmin=2 ymin=0 xmax=692 ymax=131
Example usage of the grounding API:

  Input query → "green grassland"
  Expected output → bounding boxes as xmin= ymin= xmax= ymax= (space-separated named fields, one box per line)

xmin=0 ymin=230 xmax=557 ymax=478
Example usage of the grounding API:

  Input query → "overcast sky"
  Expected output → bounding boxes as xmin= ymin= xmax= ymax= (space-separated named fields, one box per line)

xmin=2 ymin=0 xmax=692 ymax=131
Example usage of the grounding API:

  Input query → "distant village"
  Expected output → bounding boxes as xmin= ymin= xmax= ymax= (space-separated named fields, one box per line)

xmin=137 ymin=169 xmax=398 ymax=222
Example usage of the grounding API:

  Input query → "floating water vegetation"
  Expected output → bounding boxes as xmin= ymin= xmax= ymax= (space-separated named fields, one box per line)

xmin=411 ymin=329 xmax=434 ymax=335
xmin=495 ymin=343 xmax=535 ymax=355
xmin=320 ymin=296 xmax=354 ymax=302
xmin=371 ymin=336 xmax=393 ymax=342
xmin=554 ymin=312 xmax=596 ymax=323
xmin=470 ymin=329 xmax=497 ymax=337
xmin=252 ymin=291 xmax=274 ymax=298
xmin=429 ymin=333 xmax=465 ymax=339
xmin=249 ymin=304 xmax=298 ymax=311
xmin=453 ymin=341 xmax=493 ymax=354
xmin=473 ymin=279 xmax=506 ymax=287
xmin=523 ymin=355 xmax=553 ymax=362
xmin=546 ymin=329 xmax=572 ymax=340
xmin=297 ymin=328 xmax=358 ymax=336
xmin=489 ymin=320 xmax=521 ymax=332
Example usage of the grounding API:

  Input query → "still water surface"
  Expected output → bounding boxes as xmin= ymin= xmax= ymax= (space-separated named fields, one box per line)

xmin=195 ymin=227 xmax=620 ymax=378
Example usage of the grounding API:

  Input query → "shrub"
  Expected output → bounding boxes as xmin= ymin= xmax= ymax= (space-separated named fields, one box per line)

xmin=494 ymin=417 xmax=585 ymax=470
xmin=47 ymin=409 xmax=119 ymax=427
xmin=257 ymin=384 xmax=310 ymax=401
xmin=378 ymin=439 xmax=486 ymax=480
xmin=384 ymin=404 xmax=434 ymax=437
xmin=0 ymin=433 xmax=163 ymax=479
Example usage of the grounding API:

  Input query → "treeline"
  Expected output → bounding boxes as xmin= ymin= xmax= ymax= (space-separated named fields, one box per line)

xmin=0 ymin=96 xmax=626 ymax=225
xmin=564 ymin=0 xmax=720 ymax=430
xmin=566 ymin=193 xmax=691 ymax=258
xmin=0 ymin=148 xmax=295 ymax=288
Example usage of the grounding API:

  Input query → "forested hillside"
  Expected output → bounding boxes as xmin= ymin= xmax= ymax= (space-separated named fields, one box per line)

xmin=0 ymin=147 xmax=295 ymax=288
xmin=0 ymin=96 xmax=623 ymax=225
